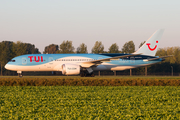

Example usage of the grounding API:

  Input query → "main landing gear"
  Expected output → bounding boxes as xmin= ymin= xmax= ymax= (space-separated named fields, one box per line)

xmin=80 ymin=68 xmax=95 ymax=77
xmin=80 ymin=71 xmax=95 ymax=77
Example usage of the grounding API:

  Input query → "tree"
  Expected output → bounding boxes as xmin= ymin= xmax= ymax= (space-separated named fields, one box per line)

xmin=0 ymin=41 xmax=14 ymax=65
xmin=58 ymin=40 xmax=74 ymax=53
xmin=153 ymin=47 xmax=180 ymax=75
xmin=76 ymin=43 xmax=88 ymax=53
xmin=108 ymin=43 xmax=119 ymax=53
xmin=173 ymin=47 xmax=180 ymax=64
xmin=91 ymin=41 xmax=104 ymax=53
xmin=43 ymin=44 xmax=59 ymax=54
xmin=139 ymin=41 xmax=146 ymax=48
xmin=121 ymin=40 xmax=135 ymax=53
xmin=156 ymin=47 xmax=180 ymax=64
xmin=12 ymin=41 xmax=27 ymax=56
xmin=0 ymin=41 xmax=41 ymax=75
xmin=25 ymin=43 xmax=40 ymax=54
xmin=13 ymin=42 xmax=41 ymax=55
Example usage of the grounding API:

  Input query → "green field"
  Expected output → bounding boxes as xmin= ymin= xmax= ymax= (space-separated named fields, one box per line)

xmin=1 ymin=86 xmax=180 ymax=119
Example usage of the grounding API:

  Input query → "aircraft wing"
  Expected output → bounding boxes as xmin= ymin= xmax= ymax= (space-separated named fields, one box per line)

xmin=143 ymin=55 xmax=173 ymax=61
xmin=80 ymin=53 xmax=142 ymax=68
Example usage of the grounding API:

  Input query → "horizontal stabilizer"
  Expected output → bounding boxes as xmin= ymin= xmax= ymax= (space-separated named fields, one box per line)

xmin=143 ymin=55 xmax=173 ymax=61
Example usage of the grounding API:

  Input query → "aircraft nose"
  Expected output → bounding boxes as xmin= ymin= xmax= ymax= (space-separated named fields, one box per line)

xmin=5 ymin=63 xmax=16 ymax=71
xmin=5 ymin=64 xmax=9 ymax=70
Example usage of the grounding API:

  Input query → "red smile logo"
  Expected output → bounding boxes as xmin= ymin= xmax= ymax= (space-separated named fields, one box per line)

xmin=146 ymin=41 xmax=158 ymax=51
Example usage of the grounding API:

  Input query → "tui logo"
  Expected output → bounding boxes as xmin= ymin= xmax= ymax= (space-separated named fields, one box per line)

xmin=146 ymin=41 xmax=158 ymax=51
xmin=28 ymin=56 xmax=44 ymax=62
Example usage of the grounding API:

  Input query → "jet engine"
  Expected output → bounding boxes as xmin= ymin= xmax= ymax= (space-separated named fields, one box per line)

xmin=61 ymin=64 xmax=80 ymax=75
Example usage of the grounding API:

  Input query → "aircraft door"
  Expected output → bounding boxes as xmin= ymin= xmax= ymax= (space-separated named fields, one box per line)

xmin=98 ymin=57 xmax=103 ymax=60
xmin=130 ymin=57 xmax=135 ymax=64
xmin=47 ymin=57 xmax=54 ymax=68
xmin=22 ymin=57 xmax=27 ymax=65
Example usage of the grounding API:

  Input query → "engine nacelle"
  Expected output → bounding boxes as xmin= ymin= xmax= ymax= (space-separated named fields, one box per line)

xmin=62 ymin=64 xmax=80 ymax=75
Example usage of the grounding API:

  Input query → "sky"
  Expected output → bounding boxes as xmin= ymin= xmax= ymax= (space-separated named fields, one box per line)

xmin=0 ymin=0 xmax=180 ymax=53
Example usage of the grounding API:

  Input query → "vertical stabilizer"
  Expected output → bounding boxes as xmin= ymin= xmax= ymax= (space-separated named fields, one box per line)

xmin=134 ymin=29 xmax=164 ymax=56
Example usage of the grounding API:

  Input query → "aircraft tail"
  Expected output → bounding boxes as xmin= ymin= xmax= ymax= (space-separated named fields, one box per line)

xmin=134 ymin=29 xmax=165 ymax=56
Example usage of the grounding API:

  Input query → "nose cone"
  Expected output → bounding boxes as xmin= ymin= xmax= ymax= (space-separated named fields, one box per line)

xmin=4 ymin=64 xmax=9 ymax=69
xmin=5 ymin=64 xmax=10 ymax=70
xmin=5 ymin=63 xmax=16 ymax=71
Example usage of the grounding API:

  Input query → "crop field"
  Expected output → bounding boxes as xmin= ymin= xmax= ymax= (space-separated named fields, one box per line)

xmin=1 ymin=86 xmax=180 ymax=119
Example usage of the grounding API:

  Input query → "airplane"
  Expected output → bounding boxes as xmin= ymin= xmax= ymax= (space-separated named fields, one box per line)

xmin=5 ymin=29 xmax=169 ymax=77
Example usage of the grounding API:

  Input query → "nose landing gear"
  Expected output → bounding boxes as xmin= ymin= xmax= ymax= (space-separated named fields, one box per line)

xmin=17 ymin=71 xmax=23 ymax=77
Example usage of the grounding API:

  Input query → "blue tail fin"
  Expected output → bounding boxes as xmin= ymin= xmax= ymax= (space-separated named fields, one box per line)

xmin=134 ymin=29 xmax=165 ymax=56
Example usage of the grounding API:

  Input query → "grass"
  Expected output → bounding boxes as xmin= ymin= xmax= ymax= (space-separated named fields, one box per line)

xmin=1 ymin=86 xmax=180 ymax=119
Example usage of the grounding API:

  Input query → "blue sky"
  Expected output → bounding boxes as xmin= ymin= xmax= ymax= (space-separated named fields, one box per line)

xmin=1 ymin=0 xmax=180 ymax=53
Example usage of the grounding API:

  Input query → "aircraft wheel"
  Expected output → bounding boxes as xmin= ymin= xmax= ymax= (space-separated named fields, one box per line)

xmin=80 ymin=72 xmax=85 ymax=77
xmin=19 ymin=74 xmax=23 ymax=78
xmin=80 ymin=73 xmax=84 ymax=77
xmin=91 ymin=73 xmax=95 ymax=77
xmin=84 ymin=73 xmax=87 ymax=77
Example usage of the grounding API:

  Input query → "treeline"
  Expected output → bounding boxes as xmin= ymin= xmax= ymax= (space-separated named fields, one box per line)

xmin=43 ymin=40 xmax=135 ymax=54
xmin=150 ymin=47 xmax=180 ymax=75
xmin=0 ymin=40 xmax=180 ymax=76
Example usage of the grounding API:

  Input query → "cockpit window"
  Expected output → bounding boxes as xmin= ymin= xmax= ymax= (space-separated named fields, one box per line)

xmin=10 ymin=60 xmax=15 ymax=62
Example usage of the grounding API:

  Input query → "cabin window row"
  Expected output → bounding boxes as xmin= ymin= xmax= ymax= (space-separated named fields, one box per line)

xmin=55 ymin=59 xmax=96 ymax=61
